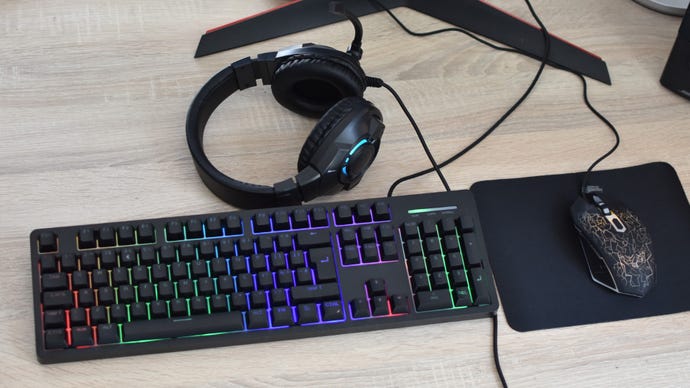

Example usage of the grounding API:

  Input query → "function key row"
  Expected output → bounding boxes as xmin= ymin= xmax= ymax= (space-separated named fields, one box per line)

xmin=76 ymin=224 xmax=156 ymax=250
xmin=333 ymin=201 xmax=391 ymax=225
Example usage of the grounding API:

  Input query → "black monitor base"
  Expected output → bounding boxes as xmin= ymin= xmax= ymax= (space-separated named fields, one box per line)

xmin=195 ymin=0 xmax=611 ymax=85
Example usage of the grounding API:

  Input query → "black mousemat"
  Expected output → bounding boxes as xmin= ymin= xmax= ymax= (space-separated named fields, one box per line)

xmin=470 ymin=162 xmax=690 ymax=332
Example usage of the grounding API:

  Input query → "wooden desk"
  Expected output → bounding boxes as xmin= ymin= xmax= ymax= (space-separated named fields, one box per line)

xmin=2 ymin=0 xmax=688 ymax=386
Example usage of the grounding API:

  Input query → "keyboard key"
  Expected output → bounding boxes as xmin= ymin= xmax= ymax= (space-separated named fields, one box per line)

xmin=99 ymin=226 xmax=116 ymax=247
xmin=366 ymin=279 xmax=386 ymax=296
xmin=78 ymin=228 xmax=96 ymax=249
xmin=350 ymin=298 xmax=370 ymax=318
xmin=273 ymin=210 xmax=290 ymax=230
xmin=415 ymin=290 xmax=452 ymax=311
xmin=253 ymin=212 xmax=271 ymax=233
xmin=131 ymin=302 xmax=148 ymax=320
xmin=321 ymin=301 xmax=344 ymax=321
xmin=247 ymin=309 xmax=269 ymax=329
xmin=290 ymin=283 xmax=340 ymax=304
xmin=291 ymin=208 xmax=309 ymax=228
xmin=70 ymin=308 xmax=87 ymax=326
xmin=205 ymin=216 xmax=223 ymax=237
xmin=43 ymin=290 xmax=74 ymax=309
xmin=390 ymin=295 xmax=410 ymax=314
xmin=335 ymin=205 xmax=353 ymax=224
xmin=101 ymin=249 xmax=119 ymax=268
xmin=354 ymin=203 xmax=372 ymax=223
xmin=230 ymin=292 xmax=248 ymax=311
xmin=310 ymin=207 xmax=328 ymax=227
xmin=370 ymin=296 xmax=389 ymax=316
xmin=44 ymin=329 xmax=68 ymax=349
xmin=462 ymin=233 xmax=483 ymax=267
xmin=271 ymin=306 xmax=294 ymax=326
xmin=295 ymin=267 xmax=313 ymax=285
xmin=308 ymin=247 xmax=337 ymax=282
xmin=166 ymin=221 xmax=184 ymax=241
xmin=80 ymin=252 xmax=97 ymax=270
xmin=97 ymin=323 xmax=120 ymax=344
xmin=72 ymin=270 xmax=89 ymax=289
xmin=297 ymin=303 xmax=319 ymax=324
xmin=453 ymin=287 xmax=472 ymax=307
xmin=372 ymin=201 xmax=390 ymax=221
xmin=43 ymin=309 xmax=66 ymax=329
xmin=210 ymin=294 xmax=228 ymax=312
xmin=117 ymin=225 xmax=135 ymax=245
xmin=110 ymin=304 xmax=128 ymax=323
xmin=137 ymin=223 xmax=155 ymax=243
xmin=359 ymin=226 xmax=376 ymax=243
xmin=38 ymin=232 xmax=58 ymax=253
xmin=225 ymin=215 xmax=242 ymax=235
xmin=296 ymin=230 xmax=331 ymax=249
xmin=41 ymin=272 xmax=68 ymax=291
xmin=71 ymin=326 xmax=94 ymax=347
xmin=90 ymin=306 xmax=108 ymax=324
xmin=38 ymin=254 xmax=59 ymax=274
xmin=470 ymin=268 xmax=491 ymax=305
xmin=186 ymin=219 xmax=203 ymax=238
xmin=407 ymin=255 xmax=426 ymax=274
xmin=122 ymin=312 xmax=245 ymax=341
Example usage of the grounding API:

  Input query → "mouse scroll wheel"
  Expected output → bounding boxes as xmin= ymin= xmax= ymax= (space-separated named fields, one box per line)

xmin=605 ymin=212 xmax=627 ymax=233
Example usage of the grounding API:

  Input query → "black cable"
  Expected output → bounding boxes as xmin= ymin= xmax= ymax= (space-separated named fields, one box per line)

xmin=493 ymin=313 xmax=508 ymax=388
xmin=576 ymin=73 xmax=621 ymax=195
xmin=380 ymin=0 xmax=551 ymax=197
xmin=367 ymin=76 xmax=452 ymax=192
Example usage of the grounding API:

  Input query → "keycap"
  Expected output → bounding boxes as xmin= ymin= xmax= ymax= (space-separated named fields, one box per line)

xmin=225 ymin=215 xmax=242 ymax=235
xmin=205 ymin=216 xmax=223 ymax=237
xmin=321 ymin=301 xmax=344 ymax=321
xmin=166 ymin=221 xmax=184 ymax=241
xmin=41 ymin=273 xmax=68 ymax=291
xmin=247 ymin=309 xmax=269 ymax=329
xmin=273 ymin=210 xmax=290 ymax=230
xmin=98 ymin=324 xmax=120 ymax=344
xmin=310 ymin=207 xmax=328 ymax=227
xmin=271 ymin=306 xmax=294 ymax=326
xmin=296 ymin=230 xmax=331 ymax=248
xmin=354 ymin=203 xmax=372 ymax=223
xmin=459 ymin=214 xmax=474 ymax=232
xmin=350 ymin=298 xmax=370 ymax=318
xmin=462 ymin=233 xmax=483 ymax=267
xmin=297 ymin=303 xmax=319 ymax=324
xmin=370 ymin=296 xmax=389 ymax=316
xmin=290 ymin=283 xmax=340 ymax=304
xmin=71 ymin=326 xmax=94 ymax=347
xmin=335 ymin=205 xmax=353 ymax=224
xmin=44 ymin=329 xmax=67 ymax=349
xmin=99 ymin=226 xmax=116 ymax=247
xmin=77 ymin=228 xmax=96 ymax=249
xmin=291 ymin=208 xmax=309 ymax=228
xmin=122 ymin=312 xmax=245 ymax=341
xmin=415 ymin=290 xmax=452 ymax=311
xmin=70 ymin=308 xmax=87 ymax=326
xmin=43 ymin=310 xmax=66 ymax=329
xmin=470 ymin=268 xmax=491 ymax=305
xmin=390 ymin=295 xmax=410 ymax=314
xmin=43 ymin=290 xmax=73 ymax=309
xmin=186 ymin=219 xmax=204 ymax=238
xmin=38 ymin=232 xmax=58 ymax=253
xmin=366 ymin=279 xmax=386 ymax=296
xmin=137 ymin=223 xmax=155 ymax=243
xmin=117 ymin=225 xmax=135 ymax=245
xmin=308 ymin=247 xmax=337 ymax=282
xmin=372 ymin=201 xmax=390 ymax=221
xmin=253 ymin=212 xmax=271 ymax=233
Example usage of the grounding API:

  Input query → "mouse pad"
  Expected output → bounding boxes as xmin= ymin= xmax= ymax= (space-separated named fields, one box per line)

xmin=470 ymin=162 xmax=690 ymax=332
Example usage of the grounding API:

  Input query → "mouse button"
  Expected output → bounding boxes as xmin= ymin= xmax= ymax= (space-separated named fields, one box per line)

xmin=578 ymin=237 xmax=618 ymax=292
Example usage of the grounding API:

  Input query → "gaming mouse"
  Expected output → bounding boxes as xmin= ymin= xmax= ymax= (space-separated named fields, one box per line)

xmin=570 ymin=186 xmax=656 ymax=297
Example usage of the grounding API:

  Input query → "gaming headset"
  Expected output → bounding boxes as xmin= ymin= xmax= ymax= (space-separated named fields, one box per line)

xmin=186 ymin=4 xmax=384 ymax=209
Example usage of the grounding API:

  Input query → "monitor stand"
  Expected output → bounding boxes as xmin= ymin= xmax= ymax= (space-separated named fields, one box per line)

xmin=194 ymin=0 xmax=611 ymax=84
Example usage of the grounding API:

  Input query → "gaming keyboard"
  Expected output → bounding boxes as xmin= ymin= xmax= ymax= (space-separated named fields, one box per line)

xmin=30 ymin=190 xmax=498 ymax=363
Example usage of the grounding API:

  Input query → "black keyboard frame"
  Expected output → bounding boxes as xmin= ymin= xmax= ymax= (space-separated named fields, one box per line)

xmin=31 ymin=190 xmax=498 ymax=363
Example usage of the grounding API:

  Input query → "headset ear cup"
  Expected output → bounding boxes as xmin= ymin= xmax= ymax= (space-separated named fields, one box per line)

xmin=272 ymin=57 xmax=366 ymax=118
xmin=297 ymin=97 xmax=361 ymax=171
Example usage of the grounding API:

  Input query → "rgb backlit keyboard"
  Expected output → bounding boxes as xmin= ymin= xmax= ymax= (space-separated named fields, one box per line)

xmin=30 ymin=190 xmax=498 ymax=363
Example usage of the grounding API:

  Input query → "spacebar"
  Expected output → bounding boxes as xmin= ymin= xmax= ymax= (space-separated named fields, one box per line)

xmin=122 ymin=312 xmax=245 ymax=341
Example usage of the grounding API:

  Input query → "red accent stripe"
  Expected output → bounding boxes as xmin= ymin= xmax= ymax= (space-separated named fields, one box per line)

xmin=478 ymin=0 xmax=601 ymax=60
xmin=207 ymin=0 xmax=303 ymax=34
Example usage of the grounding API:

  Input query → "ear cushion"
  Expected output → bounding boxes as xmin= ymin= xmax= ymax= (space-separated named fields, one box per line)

xmin=272 ymin=56 xmax=366 ymax=118
xmin=297 ymin=97 xmax=360 ymax=171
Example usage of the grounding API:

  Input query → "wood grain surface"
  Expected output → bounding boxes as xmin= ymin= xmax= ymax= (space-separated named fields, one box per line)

xmin=1 ymin=0 xmax=688 ymax=386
